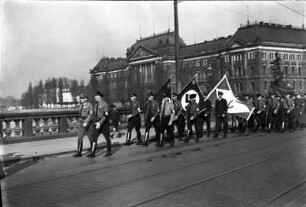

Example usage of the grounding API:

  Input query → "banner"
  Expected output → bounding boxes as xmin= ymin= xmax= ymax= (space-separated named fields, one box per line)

xmin=178 ymin=74 xmax=205 ymax=111
xmin=155 ymin=78 xmax=172 ymax=105
xmin=206 ymin=74 xmax=255 ymax=120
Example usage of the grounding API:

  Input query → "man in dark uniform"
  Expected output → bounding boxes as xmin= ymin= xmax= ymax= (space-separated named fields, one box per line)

xmin=125 ymin=93 xmax=142 ymax=145
xmin=73 ymin=93 xmax=93 ymax=157
xmin=268 ymin=93 xmax=280 ymax=132
xmin=185 ymin=93 xmax=202 ymax=143
xmin=213 ymin=91 xmax=228 ymax=139
xmin=243 ymin=94 xmax=255 ymax=135
xmin=284 ymin=93 xmax=295 ymax=132
xmin=87 ymin=91 xmax=111 ymax=158
xmin=254 ymin=94 xmax=266 ymax=132
xmin=159 ymin=95 xmax=175 ymax=147
xmin=296 ymin=94 xmax=305 ymax=129
xmin=143 ymin=92 xmax=160 ymax=146
xmin=200 ymin=92 xmax=211 ymax=137
xmin=172 ymin=93 xmax=185 ymax=141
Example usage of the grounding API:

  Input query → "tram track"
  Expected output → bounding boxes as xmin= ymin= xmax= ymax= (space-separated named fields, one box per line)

xmin=3 ymin=132 xmax=303 ymax=191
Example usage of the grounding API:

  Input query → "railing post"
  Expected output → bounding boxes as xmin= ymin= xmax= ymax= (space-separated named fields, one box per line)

xmin=23 ymin=118 xmax=33 ymax=137
xmin=0 ymin=119 xmax=3 ymax=139
xmin=58 ymin=116 xmax=68 ymax=133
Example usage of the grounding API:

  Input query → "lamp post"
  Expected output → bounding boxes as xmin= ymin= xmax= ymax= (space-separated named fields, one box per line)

xmin=174 ymin=0 xmax=181 ymax=92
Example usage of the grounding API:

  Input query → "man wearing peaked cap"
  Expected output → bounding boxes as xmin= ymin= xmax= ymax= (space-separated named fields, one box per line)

xmin=214 ymin=90 xmax=228 ymax=139
xmin=125 ymin=92 xmax=142 ymax=146
xmin=200 ymin=91 xmax=211 ymax=138
xmin=87 ymin=90 xmax=111 ymax=158
xmin=143 ymin=91 xmax=161 ymax=146
xmin=172 ymin=92 xmax=185 ymax=141
xmin=185 ymin=93 xmax=202 ymax=143
xmin=73 ymin=93 xmax=93 ymax=158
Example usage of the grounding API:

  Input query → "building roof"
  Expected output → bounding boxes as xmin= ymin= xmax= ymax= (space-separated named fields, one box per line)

xmin=90 ymin=57 xmax=128 ymax=73
xmin=127 ymin=30 xmax=186 ymax=59
xmin=228 ymin=22 xmax=306 ymax=48
xmin=180 ymin=36 xmax=231 ymax=58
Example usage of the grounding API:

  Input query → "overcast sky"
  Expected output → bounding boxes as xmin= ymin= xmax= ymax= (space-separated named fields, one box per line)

xmin=0 ymin=0 xmax=305 ymax=98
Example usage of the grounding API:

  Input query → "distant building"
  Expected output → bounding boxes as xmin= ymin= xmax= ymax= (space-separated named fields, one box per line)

xmin=90 ymin=22 xmax=306 ymax=104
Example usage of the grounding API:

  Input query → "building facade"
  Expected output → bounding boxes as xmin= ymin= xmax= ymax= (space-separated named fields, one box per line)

xmin=90 ymin=22 xmax=306 ymax=105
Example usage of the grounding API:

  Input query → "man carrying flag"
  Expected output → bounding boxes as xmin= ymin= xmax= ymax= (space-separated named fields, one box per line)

xmin=178 ymin=75 xmax=205 ymax=142
xmin=206 ymin=74 xmax=255 ymax=122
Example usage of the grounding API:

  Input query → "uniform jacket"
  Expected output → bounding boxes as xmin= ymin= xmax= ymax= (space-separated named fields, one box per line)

xmin=215 ymin=98 xmax=228 ymax=117
xmin=256 ymin=98 xmax=266 ymax=113
xmin=130 ymin=100 xmax=141 ymax=116
xmin=93 ymin=100 xmax=109 ymax=124
xmin=145 ymin=99 xmax=160 ymax=120
xmin=283 ymin=97 xmax=295 ymax=112
xmin=173 ymin=99 xmax=183 ymax=117
xmin=202 ymin=99 xmax=212 ymax=116
xmin=79 ymin=101 xmax=93 ymax=125
xmin=186 ymin=100 xmax=199 ymax=119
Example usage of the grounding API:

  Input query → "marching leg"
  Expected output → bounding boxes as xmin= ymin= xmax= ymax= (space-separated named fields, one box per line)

xmin=73 ymin=140 xmax=83 ymax=157
xmin=87 ymin=142 xmax=97 ymax=158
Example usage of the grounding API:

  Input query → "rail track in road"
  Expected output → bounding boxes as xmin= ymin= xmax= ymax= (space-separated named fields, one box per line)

xmin=3 ymin=131 xmax=306 ymax=207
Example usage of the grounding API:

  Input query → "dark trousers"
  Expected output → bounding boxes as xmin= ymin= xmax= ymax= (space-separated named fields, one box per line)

xmin=202 ymin=116 xmax=211 ymax=136
xmin=174 ymin=115 xmax=185 ymax=138
xmin=215 ymin=116 xmax=228 ymax=137
xmin=160 ymin=115 xmax=174 ymax=143
xmin=127 ymin=115 xmax=141 ymax=142
xmin=92 ymin=122 xmax=111 ymax=152
xmin=145 ymin=115 xmax=160 ymax=141
xmin=287 ymin=111 xmax=295 ymax=130
xmin=187 ymin=117 xmax=202 ymax=138
xmin=255 ymin=112 xmax=266 ymax=131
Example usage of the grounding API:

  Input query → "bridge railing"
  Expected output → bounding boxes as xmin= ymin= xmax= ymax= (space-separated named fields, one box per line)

xmin=0 ymin=108 xmax=130 ymax=141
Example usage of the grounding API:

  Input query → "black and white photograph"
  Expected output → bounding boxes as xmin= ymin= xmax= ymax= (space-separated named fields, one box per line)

xmin=1 ymin=0 xmax=306 ymax=206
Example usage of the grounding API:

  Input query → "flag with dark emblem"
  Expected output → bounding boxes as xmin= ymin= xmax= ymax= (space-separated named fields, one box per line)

xmin=178 ymin=74 xmax=205 ymax=111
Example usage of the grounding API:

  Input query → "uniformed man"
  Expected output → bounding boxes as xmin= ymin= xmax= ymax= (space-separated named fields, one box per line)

xmin=87 ymin=91 xmax=111 ymax=158
xmin=267 ymin=93 xmax=280 ymax=133
xmin=243 ymin=94 xmax=255 ymax=134
xmin=295 ymin=94 xmax=305 ymax=129
xmin=284 ymin=93 xmax=295 ymax=132
xmin=199 ymin=92 xmax=211 ymax=137
xmin=159 ymin=95 xmax=175 ymax=147
xmin=213 ymin=91 xmax=228 ymax=139
xmin=184 ymin=93 xmax=202 ymax=143
xmin=172 ymin=93 xmax=185 ymax=141
xmin=143 ymin=92 xmax=160 ymax=146
xmin=73 ymin=94 xmax=93 ymax=157
xmin=125 ymin=93 xmax=142 ymax=145
xmin=254 ymin=94 xmax=266 ymax=132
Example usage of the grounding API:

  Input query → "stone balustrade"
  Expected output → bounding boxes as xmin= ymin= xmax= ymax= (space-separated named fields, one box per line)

xmin=0 ymin=108 xmax=130 ymax=142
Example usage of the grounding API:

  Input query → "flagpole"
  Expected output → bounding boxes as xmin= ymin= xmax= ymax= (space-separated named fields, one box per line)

xmin=179 ymin=73 xmax=198 ymax=94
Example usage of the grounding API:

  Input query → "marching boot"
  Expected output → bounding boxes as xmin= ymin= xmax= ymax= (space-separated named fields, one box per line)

xmin=124 ymin=132 xmax=132 ymax=145
xmin=184 ymin=130 xmax=190 ymax=143
xmin=87 ymin=142 xmax=97 ymax=158
xmin=73 ymin=140 xmax=83 ymax=157
xmin=267 ymin=123 xmax=271 ymax=133
xmin=157 ymin=134 xmax=164 ymax=147
xmin=87 ymin=141 xmax=93 ymax=152
xmin=143 ymin=132 xmax=149 ymax=146
xmin=280 ymin=122 xmax=285 ymax=133
xmin=104 ymin=150 xmax=112 ymax=157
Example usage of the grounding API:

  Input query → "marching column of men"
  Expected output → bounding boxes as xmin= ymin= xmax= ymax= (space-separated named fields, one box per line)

xmin=73 ymin=91 xmax=306 ymax=158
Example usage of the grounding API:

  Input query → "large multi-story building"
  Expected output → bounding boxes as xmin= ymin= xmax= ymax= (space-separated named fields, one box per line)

xmin=90 ymin=22 xmax=306 ymax=105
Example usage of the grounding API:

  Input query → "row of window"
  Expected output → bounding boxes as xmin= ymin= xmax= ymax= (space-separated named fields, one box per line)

xmin=183 ymin=52 xmax=303 ymax=68
xmin=233 ymin=80 xmax=304 ymax=93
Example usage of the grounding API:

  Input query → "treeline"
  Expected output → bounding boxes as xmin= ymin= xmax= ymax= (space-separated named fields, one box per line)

xmin=20 ymin=77 xmax=98 ymax=108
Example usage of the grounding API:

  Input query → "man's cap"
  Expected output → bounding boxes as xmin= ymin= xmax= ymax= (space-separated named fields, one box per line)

xmin=244 ymin=93 xmax=249 ymax=97
xmin=95 ymin=90 xmax=104 ymax=97
xmin=218 ymin=91 xmax=223 ymax=95
xmin=80 ymin=93 xmax=88 ymax=99
xmin=256 ymin=93 xmax=262 ymax=97
xmin=148 ymin=92 xmax=154 ymax=97
xmin=130 ymin=93 xmax=137 ymax=97
xmin=190 ymin=94 xmax=197 ymax=99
